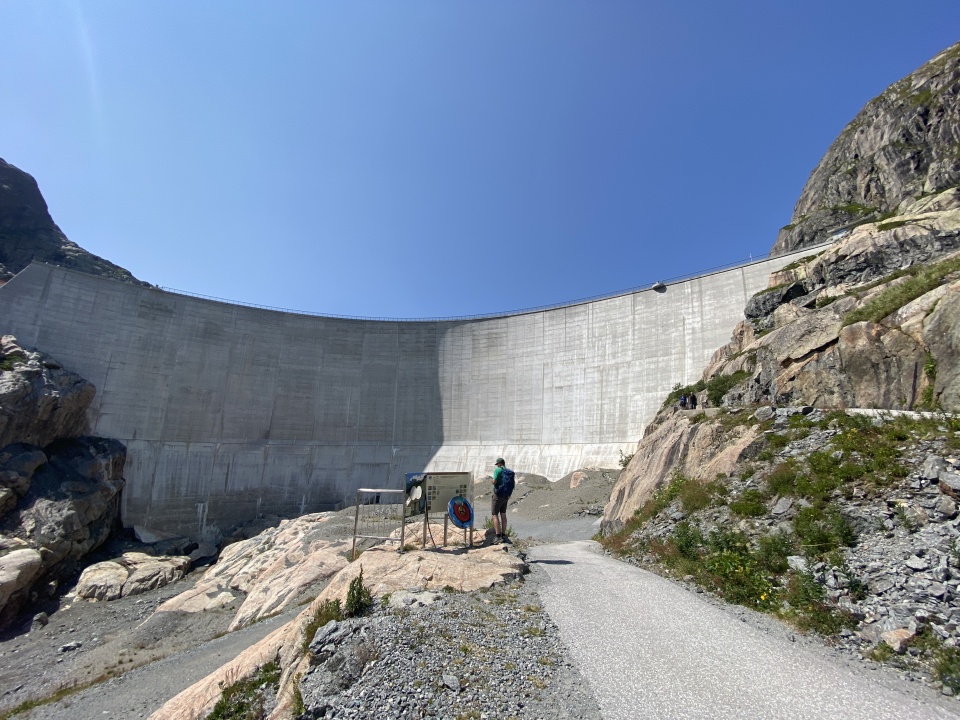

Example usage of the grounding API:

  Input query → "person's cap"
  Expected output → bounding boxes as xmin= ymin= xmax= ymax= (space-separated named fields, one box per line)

xmin=495 ymin=457 xmax=505 ymax=465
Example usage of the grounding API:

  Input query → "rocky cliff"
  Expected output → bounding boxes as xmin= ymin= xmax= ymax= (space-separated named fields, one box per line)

xmin=601 ymin=41 xmax=960 ymax=695
xmin=0 ymin=335 xmax=126 ymax=629
xmin=773 ymin=42 xmax=960 ymax=254
xmin=0 ymin=158 xmax=142 ymax=284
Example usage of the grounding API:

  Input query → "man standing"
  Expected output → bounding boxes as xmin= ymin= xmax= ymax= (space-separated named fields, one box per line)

xmin=491 ymin=458 xmax=514 ymax=544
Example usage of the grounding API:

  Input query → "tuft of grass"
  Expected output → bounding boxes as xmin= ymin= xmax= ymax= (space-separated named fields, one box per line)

xmin=920 ymin=353 xmax=938 ymax=410
xmin=843 ymin=254 xmax=960 ymax=326
xmin=207 ymin=660 xmax=282 ymax=720
xmin=0 ymin=353 xmax=26 ymax=372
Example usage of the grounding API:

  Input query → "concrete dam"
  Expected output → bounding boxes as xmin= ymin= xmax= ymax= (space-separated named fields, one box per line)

xmin=0 ymin=252 xmax=812 ymax=537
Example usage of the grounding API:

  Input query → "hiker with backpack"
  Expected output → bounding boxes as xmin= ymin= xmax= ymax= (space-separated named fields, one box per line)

xmin=491 ymin=457 xmax=515 ymax=544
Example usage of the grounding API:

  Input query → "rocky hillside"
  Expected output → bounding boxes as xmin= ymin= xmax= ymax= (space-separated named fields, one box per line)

xmin=0 ymin=335 xmax=126 ymax=629
xmin=0 ymin=158 xmax=142 ymax=284
xmin=602 ymin=41 xmax=960 ymax=697
xmin=773 ymin=42 xmax=960 ymax=254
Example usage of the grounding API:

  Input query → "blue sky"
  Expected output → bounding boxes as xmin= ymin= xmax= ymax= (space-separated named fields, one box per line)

xmin=1 ymin=3 xmax=957 ymax=319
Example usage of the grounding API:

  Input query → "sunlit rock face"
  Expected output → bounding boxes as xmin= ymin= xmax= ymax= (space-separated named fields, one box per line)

xmin=773 ymin=42 xmax=960 ymax=255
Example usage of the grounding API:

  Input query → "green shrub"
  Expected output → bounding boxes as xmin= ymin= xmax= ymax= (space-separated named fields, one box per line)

xmin=766 ymin=461 xmax=800 ymax=497
xmin=730 ymin=488 xmax=767 ymax=517
xmin=936 ymin=643 xmax=960 ymax=694
xmin=794 ymin=506 xmax=855 ymax=556
xmin=672 ymin=521 xmax=704 ymax=560
xmin=679 ymin=480 xmax=716 ymax=513
xmin=345 ymin=566 xmax=374 ymax=618
xmin=0 ymin=353 xmax=26 ymax=372
xmin=706 ymin=371 xmax=750 ymax=407
xmin=703 ymin=550 xmax=775 ymax=609
xmin=756 ymin=533 xmax=793 ymax=574
xmin=302 ymin=598 xmax=344 ymax=651
xmin=780 ymin=573 xmax=856 ymax=635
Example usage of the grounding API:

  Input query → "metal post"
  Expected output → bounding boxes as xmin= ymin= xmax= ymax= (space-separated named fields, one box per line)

xmin=351 ymin=490 xmax=361 ymax=561
xmin=443 ymin=514 xmax=448 ymax=547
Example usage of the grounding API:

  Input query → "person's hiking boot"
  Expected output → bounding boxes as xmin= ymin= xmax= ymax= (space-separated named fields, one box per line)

xmin=500 ymin=534 xmax=512 ymax=544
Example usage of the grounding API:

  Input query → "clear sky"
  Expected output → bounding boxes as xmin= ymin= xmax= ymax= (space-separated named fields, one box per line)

xmin=1 ymin=3 xmax=957 ymax=319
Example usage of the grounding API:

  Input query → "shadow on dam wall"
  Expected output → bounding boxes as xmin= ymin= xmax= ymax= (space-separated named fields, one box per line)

xmin=0 ymin=248 xmax=823 ymax=537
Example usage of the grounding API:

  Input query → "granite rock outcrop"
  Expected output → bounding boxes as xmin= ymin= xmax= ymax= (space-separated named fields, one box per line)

xmin=773 ymin=42 xmax=960 ymax=254
xmin=0 ymin=335 xmax=126 ymax=628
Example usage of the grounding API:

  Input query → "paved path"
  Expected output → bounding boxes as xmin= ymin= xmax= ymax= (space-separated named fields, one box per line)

xmin=529 ymin=541 xmax=960 ymax=720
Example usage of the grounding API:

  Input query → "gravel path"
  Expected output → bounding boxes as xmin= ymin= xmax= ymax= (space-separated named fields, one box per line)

xmin=529 ymin=540 xmax=960 ymax=720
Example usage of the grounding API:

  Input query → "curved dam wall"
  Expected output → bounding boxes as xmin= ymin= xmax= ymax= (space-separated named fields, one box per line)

xmin=0 ymin=251 xmax=812 ymax=536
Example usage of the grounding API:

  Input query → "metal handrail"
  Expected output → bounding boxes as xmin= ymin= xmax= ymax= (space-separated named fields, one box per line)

xmin=158 ymin=241 xmax=835 ymax=323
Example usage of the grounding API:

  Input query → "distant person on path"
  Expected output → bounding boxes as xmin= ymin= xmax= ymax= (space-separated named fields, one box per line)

xmin=679 ymin=394 xmax=688 ymax=409
xmin=689 ymin=393 xmax=698 ymax=410
xmin=491 ymin=458 xmax=515 ymax=544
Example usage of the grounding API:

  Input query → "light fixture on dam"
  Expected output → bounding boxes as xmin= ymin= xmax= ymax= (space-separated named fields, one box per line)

xmin=651 ymin=281 xmax=667 ymax=292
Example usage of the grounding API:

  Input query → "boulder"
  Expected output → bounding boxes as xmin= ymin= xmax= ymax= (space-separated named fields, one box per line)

xmin=0 ymin=337 xmax=95 ymax=449
xmin=602 ymin=413 xmax=760 ymax=533
xmin=745 ymin=282 xmax=807 ymax=322
xmin=77 ymin=553 xmax=191 ymax=601
xmin=0 ymin=436 xmax=125 ymax=627
xmin=0 ymin=547 xmax=42 ymax=615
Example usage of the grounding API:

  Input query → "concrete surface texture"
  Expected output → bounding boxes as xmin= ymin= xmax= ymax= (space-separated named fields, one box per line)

xmin=0 ymin=249 xmax=813 ymax=536
xmin=529 ymin=541 xmax=960 ymax=720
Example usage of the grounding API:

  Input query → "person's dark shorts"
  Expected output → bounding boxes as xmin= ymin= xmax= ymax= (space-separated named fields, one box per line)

xmin=491 ymin=494 xmax=509 ymax=515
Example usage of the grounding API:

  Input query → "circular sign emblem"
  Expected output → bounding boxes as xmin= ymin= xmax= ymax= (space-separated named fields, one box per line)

xmin=448 ymin=495 xmax=474 ymax=529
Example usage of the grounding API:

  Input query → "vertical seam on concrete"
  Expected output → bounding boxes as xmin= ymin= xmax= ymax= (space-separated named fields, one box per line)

xmin=392 ymin=324 xmax=400 ymax=446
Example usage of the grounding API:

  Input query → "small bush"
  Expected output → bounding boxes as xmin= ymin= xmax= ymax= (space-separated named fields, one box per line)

xmin=730 ymin=488 xmax=767 ymax=517
xmin=706 ymin=371 xmax=750 ymax=407
xmin=0 ymin=353 xmax=25 ymax=372
xmin=672 ymin=521 xmax=704 ymax=560
xmin=766 ymin=461 xmax=800 ymax=497
xmin=794 ymin=506 xmax=855 ymax=556
xmin=781 ymin=573 xmax=856 ymax=635
xmin=345 ymin=566 xmax=374 ymax=618
xmin=756 ymin=533 xmax=792 ymax=574
xmin=679 ymin=480 xmax=715 ymax=513
xmin=703 ymin=550 xmax=775 ymax=609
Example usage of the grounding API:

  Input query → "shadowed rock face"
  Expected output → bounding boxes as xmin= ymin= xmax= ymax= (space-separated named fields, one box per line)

xmin=773 ymin=42 xmax=960 ymax=254
xmin=0 ymin=158 xmax=142 ymax=284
